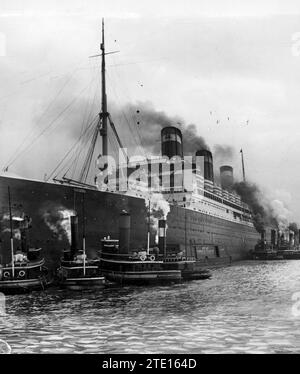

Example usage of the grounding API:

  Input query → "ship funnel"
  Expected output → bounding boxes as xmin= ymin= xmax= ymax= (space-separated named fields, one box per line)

xmin=158 ymin=219 xmax=167 ymax=256
xmin=20 ymin=217 xmax=30 ymax=253
xmin=296 ymin=230 xmax=300 ymax=246
xmin=261 ymin=229 xmax=266 ymax=242
xmin=20 ymin=228 xmax=28 ymax=252
xmin=70 ymin=215 xmax=79 ymax=257
xmin=196 ymin=150 xmax=214 ymax=183
xmin=220 ymin=165 xmax=234 ymax=191
xmin=161 ymin=126 xmax=183 ymax=159
xmin=119 ymin=211 xmax=131 ymax=254
xmin=278 ymin=231 xmax=282 ymax=246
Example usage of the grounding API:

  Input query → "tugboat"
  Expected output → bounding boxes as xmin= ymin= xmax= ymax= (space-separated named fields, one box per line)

xmin=251 ymin=228 xmax=300 ymax=260
xmin=158 ymin=219 xmax=212 ymax=280
xmin=0 ymin=187 xmax=49 ymax=294
xmin=251 ymin=240 xmax=281 ymax=260
xmin=276 ymin=231 xmax=300 ymax=259
xmin=57 ymin=193 xmax=105 ymax=290
xmin=99 ymin=212 xmax=182 ymax=284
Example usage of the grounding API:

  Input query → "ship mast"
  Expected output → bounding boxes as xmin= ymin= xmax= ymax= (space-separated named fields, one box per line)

xmin=100 ymin=18 xmax=108 ymax=157
xmin=240 ymin=149 xmax=246 ymax=182
xmin=82 ymin=192 xmax=86 ymax=276
xmin=8 ymin=186 xmax=15 ymax=278
xmin=49 ymin=19 xmax=128 ymax=185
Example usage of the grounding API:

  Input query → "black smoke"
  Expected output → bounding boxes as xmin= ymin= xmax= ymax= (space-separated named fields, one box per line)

xmin=233 ymin=181 xmax=278 ymax=233
xmin=213 ymin=144 xmax=235 ymax=162
xmin=289 ymin=222 xmax=298 ymax=234
xmin=112 ymin=102 xmax=209 ymax=155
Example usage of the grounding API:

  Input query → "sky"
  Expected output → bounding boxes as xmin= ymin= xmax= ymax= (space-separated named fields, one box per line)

xmin=1 ymin=0 xmax=300 ymax=221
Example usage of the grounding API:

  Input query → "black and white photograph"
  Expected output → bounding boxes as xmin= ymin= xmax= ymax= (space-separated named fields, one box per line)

xmin=1 ymin=0 xmax=300 ymax=360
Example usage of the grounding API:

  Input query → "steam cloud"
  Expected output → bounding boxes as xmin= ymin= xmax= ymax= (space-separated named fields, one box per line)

xmin=1 ymin=211 xmax=25 ymax=240
xmin=145 ymin=192 xmax=170 ymax=239
xmin=149 ymin=192 xmax=170 ymax=220
xmin=41 ymin=204 xmax=75 ymax=243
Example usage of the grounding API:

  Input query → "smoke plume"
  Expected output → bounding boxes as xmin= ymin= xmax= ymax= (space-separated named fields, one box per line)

xmin=112 ymin=102 xmax=209 ymax=155
xmin=41 ymin=204 xmax=75 ymax=243
xmin=213 ymin=144 xmax=235 ymax=164
xmin=149 ymin=192 xmax=170 ymax=220
xmin=289 ymin=222 xmax=298 ymax=234
xmin=144 ymin=192 xmax=170 ymax=236
xmin=233 ymin=181 xmax=292 ymax=233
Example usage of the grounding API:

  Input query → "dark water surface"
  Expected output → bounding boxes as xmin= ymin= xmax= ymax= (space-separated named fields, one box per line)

xmin=1 ymin=260 xmax=300 ymax=354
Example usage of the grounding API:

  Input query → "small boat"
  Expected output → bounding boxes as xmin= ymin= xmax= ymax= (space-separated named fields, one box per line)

xmin=276 ymin=239 xmax=300 ymax=259
xmin=250 ymin=229 xmax=300 ymax=260
xmin=164 ymin=257 xmax=212 ymax=280
xmin=0 ymin=187 xmax=49 ymax=294
xmin=250 ymin=246 xmax=282 ymax=260
xmin=99 ymin=212 xmax=182 ymax=284
xmin=158 ymin=219 xmax=212 ymax=280
xmin=57 ymin=192 xmax=105 ymax=290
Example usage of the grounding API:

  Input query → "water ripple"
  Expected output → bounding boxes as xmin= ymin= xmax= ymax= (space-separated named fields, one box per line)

xmin=1 ymin=260 xmax=300 ymax=353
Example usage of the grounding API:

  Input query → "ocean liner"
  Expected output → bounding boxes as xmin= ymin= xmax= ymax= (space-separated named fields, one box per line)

xmin=0 ymin=20 xmax=260 ymax=270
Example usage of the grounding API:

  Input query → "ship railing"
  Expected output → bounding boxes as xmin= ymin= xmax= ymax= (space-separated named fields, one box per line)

xmin=61 ymin=258 xmax=99 ymax=265
xmin=61 ymin=265 xmax=99 ymax=270
xmin=4 ymin=258 xmax=45 ymax=270
xmin=100 ymin=251 xmax=160 ymax=262
xmin=163 ymin=256 xmax=196 ymax=262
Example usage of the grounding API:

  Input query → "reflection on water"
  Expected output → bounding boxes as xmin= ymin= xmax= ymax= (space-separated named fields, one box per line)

xmin=1 ymin=260 xmax=300 ymax=353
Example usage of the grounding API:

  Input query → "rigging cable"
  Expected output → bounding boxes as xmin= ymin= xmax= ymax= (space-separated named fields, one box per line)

xmin=71 ymin=67 xmax=100 ymax=179
xmin=107 ymin=58 xmax=147 ymax=155
xmin=3 ymin=62 xmax=89 ymax=169
xmin=46 ymin=115 xmax=98 ymax=181
xmin=106 ymin=70 xmax=145 ymax=158
xmin=5 ymin=77 xmax=95 ymax=171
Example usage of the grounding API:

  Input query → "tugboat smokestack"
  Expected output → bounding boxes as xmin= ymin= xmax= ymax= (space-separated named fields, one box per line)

xmin=119 ymin=211 xmax=131 ymax=254
xmin=271 ymin=229 xmax=276 ymax=246
xmin=261 ymin=229 xmax=266 ymax=242
xmin=70 ymin=215 xmax=79 ymax=257
xmin=158 ymin=219 xmax=167 ymax=257
xmin=20 ymin=229 xmax=27 ymax=252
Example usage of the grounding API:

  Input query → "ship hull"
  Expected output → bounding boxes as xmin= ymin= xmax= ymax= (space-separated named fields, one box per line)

xmin=0 ymin=175 xmax=260 ymax=270
xmin=100 ymin=269 xmax=182 ymax=284
xmin=59 ymin=277 xmax=106 ymax=290
xmin=0 ymin=278 xmax=47 ymax=294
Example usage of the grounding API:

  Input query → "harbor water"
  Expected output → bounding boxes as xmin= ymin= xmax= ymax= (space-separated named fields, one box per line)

xmin=1 ymin=260 xmax=300 ymax=354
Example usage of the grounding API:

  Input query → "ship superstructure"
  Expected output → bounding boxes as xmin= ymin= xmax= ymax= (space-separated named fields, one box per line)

xmin=104 ymin=126 xmax=253 ymax=229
